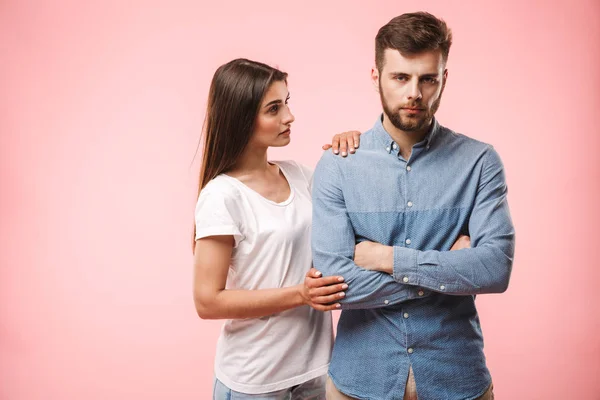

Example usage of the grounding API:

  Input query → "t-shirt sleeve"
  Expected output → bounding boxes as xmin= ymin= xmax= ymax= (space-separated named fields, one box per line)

xmin=194 ymin=186 xmax=245 ymax=247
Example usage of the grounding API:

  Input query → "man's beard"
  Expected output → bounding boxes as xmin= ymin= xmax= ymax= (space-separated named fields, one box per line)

xmin=380 ymin=85 xmax=442 ymax=132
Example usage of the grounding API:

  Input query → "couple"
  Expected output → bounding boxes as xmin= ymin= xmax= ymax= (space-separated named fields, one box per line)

xmin=193 ymin=11 xmax=515 ymax=400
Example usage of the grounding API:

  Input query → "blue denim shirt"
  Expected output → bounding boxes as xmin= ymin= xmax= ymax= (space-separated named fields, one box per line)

xmin=311 ymin=116 xmax=515 ymax=400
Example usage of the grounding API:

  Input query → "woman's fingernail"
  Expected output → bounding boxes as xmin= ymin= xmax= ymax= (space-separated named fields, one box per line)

xmin=315 ymin=271 xmax=322 ymax=276
xmin=339 ymin=292 xmax=345 ymax=297
xmin=334 ymin=150 xmax=339 ymax=154
xmin=341 ymin=152 xmax=347 ymax=156
xmin=338 ymin=277 xmax=344 ymax=282
xmin=342 ymin=284 xmax=348 ymax=289
xmin=335 ymin=304 xmax=341 ymax=308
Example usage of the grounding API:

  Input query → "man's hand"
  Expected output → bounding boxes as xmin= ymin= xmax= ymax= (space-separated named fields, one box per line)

xmin=298 ymin=268 xmax=347 ymax=311
xmin=451 ymin=235 xmax=471 ymax=250
xmin=322 ymin=131 xmax=361 ymax=157
xmin=354 ymin=241 xmax=392 ymax=272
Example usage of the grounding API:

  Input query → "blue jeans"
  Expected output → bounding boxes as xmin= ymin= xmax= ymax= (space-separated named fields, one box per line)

xmin=213 ymin=376 xmax=326 ymax=400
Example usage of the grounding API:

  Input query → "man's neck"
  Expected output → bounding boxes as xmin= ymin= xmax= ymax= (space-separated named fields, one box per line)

xmin=382 ymin=115 xmax=432 ymax=160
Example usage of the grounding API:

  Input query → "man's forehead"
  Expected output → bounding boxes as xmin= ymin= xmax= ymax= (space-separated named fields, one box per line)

xmin=382 ymin=48 xmax=444 ymax=71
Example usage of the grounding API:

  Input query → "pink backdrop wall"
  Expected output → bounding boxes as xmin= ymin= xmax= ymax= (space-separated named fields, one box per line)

xmin=1 ymin=1 xmax=599 ymax=399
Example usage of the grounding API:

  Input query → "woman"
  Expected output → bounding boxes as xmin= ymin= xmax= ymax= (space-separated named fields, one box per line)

xmin=192 ymin=58 xmax=359 ymax=400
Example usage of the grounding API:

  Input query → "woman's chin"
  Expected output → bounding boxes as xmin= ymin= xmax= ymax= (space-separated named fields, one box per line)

xmin=270 ymin=135 xmax=291 ymax=147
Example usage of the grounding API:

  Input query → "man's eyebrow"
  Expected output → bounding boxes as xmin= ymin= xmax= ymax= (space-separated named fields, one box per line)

xmin=389 ymin=72 xmax=439 ymax=77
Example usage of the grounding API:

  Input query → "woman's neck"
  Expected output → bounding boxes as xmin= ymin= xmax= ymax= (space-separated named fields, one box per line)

xmin=228 ymin=144 xmax=271 ymax=177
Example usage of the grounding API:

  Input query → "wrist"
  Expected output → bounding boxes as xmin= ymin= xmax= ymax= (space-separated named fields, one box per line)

xmin=378 ymin=245 xmax=394 ymax=274
xmin=295 ymin=284 xmax=308 ymax=306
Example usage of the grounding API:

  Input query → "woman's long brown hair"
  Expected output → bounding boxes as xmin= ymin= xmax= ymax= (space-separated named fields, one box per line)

xmin=192 ymin=59 xmax=288 ymax=252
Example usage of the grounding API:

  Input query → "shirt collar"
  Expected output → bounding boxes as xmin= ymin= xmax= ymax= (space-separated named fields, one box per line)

xmin=372 ymin=114 xmax=440 ymax=154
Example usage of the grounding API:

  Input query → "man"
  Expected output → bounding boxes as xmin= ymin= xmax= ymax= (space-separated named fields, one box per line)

xmin=312 ymin=12 xmax=515 ymax=400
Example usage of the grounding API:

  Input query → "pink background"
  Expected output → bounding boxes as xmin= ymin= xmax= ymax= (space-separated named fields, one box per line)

xmin=1 ymin=1 xmax=599 ymax=399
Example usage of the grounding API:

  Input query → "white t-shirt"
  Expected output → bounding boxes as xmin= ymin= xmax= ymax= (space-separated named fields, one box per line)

xmin=194 ymin=160 xmax=333 ymax=394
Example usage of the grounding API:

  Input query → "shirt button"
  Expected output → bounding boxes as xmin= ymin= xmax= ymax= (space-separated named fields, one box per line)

xmin=392 ymin=143 xmax=398 ymax=150
xmin=384 ymin=300 xmax=389 ymax=305
xmin=407 ymin=201 xmax=413 ymax=207
xmin=386 ymin=147 xmax=391 ymax=152
xmin=403 ymin=313 xmax=409 ymax=318
xmin=403 ymin=276 xmax=409 ymax=283
xmin=440 ymin=285 xmax=446 ymax=290
xmin=408 ymin=348 xmax=414 ymax=354
xmin=405 ymin=239 xmax=411 ymax=245
xmin=418 ymin=290 xmax=425 ymax=296
xmin=406 ymin=166 xmax=412 ymax=171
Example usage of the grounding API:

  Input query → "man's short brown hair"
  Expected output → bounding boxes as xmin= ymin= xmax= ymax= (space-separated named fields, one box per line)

xmin=375 ymin=12 xmax=453 ymax=71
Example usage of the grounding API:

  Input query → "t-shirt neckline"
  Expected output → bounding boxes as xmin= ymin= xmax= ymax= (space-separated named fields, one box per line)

xmin=222 ymin=161 xmax=295 ymax=207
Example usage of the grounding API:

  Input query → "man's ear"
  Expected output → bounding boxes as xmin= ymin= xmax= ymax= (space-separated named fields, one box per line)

xmin=371 ymin=66 xmax=380 ymax=93
xmin=442 ymin=68 xmax=448 ymax=91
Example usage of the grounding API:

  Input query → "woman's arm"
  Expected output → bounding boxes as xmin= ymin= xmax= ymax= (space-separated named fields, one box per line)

xmin=193 ymin=235 xmax=347 ymax=320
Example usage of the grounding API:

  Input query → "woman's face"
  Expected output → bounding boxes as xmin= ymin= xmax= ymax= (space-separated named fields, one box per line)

xmin=249 ymin=80 xmax=295 ymax=149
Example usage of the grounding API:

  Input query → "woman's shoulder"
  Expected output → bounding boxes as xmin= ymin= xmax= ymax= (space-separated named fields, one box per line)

xmin=274 ymin=160 xmax=313 ymax=182
xmin=200 ymin=175 xmax=241 ymax=200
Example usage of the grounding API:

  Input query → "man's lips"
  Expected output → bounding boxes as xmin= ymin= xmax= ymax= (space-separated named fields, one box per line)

xmin=401 ymin=108 xmax=424 ymax=114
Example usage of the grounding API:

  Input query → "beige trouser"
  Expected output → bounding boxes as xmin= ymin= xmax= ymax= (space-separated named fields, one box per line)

xmin=326 ymin=367 xmax=494 ymax=400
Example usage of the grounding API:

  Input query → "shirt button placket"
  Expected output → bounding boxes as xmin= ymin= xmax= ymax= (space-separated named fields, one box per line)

xmin=400 ymin=153 xmax=417 ymax=362
xmin=404 ymin=153 xmax=412 ymax=257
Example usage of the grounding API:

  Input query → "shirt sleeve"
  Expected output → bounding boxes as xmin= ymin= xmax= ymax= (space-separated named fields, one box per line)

xmin=194 ymin=185 xmax=245 ymax=247
xmin=311 ymin=152 xmax=426 ymax=310
xmin=392 ymin=146 xmax=515 ymax=294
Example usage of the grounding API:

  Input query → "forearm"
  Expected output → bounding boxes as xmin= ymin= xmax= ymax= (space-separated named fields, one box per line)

xmin=313 ymin=248 xmax=425 ymax=309
xmin=195 ymin=285 xmax=304 ymax=320
xmin=372 ymin=243 xmax=513 ymax=295
xmin=386 ymin=146 xmax=515 ymax=295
